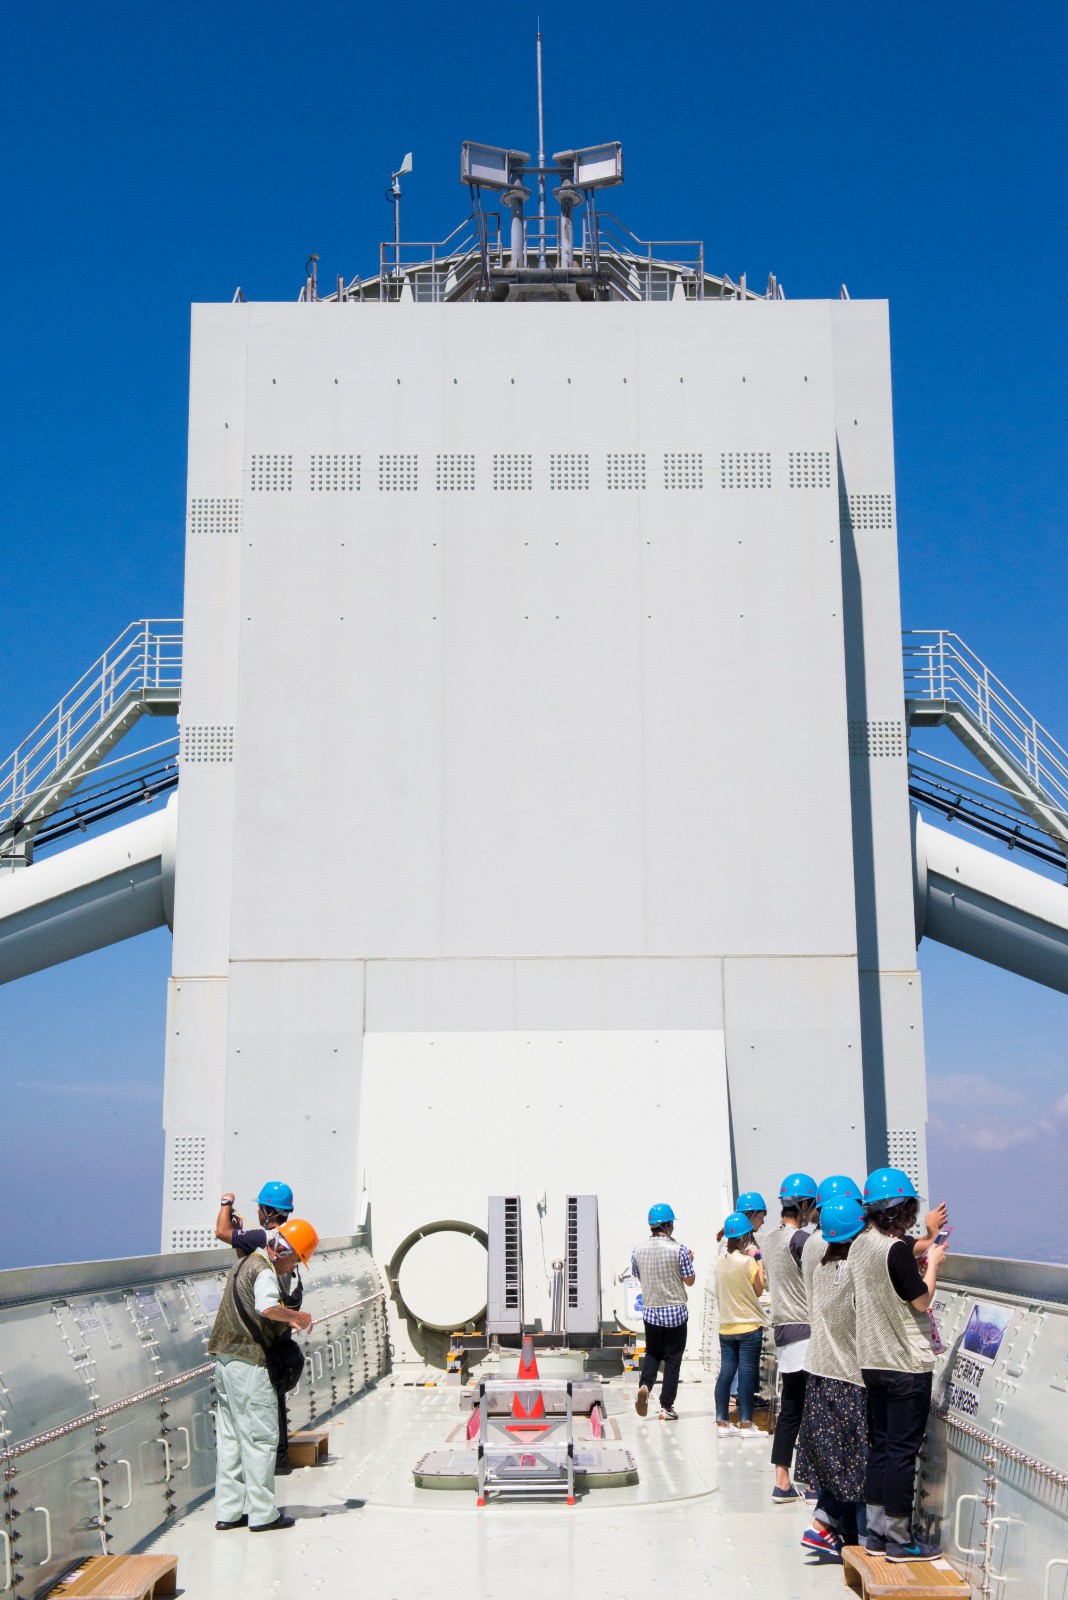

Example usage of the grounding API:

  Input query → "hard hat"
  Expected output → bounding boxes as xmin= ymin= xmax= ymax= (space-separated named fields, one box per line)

xmin=820 ymin=1196 xmax=866 ymax=1242
xmin=723 ymin=1211 xmax=753 ymax=1239
xmin=817 ymin=1174 xmax=862 ymax=1207
xmin=863 ymin=1167 xmax=920 ymax=1208
xmin=257 ymin=1181 xmax=294 ymax=1214
xmin=277 ymin=1217 xmax=319 ymax=1264
xmin=779 ymin=1172 xmax=818 ymax=1202
xmin=648 ymin=1203 xmax=675 ymax=1226
xmin=735 ymin=1190 xmax=767 ymax=1214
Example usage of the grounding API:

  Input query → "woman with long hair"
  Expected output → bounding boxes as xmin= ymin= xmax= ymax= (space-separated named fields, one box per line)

xmin=850 ymin=1168 xmax=949 ymax=1563
xmin=713 ymin=1212 xmax=767 ymax=1438
xmin=794 ymin=1195 xmax=869 ymax=1557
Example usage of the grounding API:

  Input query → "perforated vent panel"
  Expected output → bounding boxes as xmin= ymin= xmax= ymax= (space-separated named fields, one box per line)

xmin=663 ymin=452 xmax=703 ymax=490
xmin=311 ymin=453 xmax=358 ymax=491
xmin=169 ymin=1228 xmax=221 ymax=1254
xmin=249 ymin=454 xmax=292 ymax=491
xmin=845 ymin=493 xmax=894 ymax=529
xmin=550 ymin=453 xmax=589 ymax=491
xmin=181 ymin=725 xmax=235 ymax=763
xmin=607 ymin=452 xmax=646 ymax=490
xmin=887 ymin=1128 xmax=921 ymax=1191
xmin=721 ymin=451 xmax=771 ymax=489
xmin=493 ymin=453 xmax=533 ymax=491
xmin=171 ymin=1135 xmax=206 ymax=1203
xmin=848 ymin=720 xmax=906 ymax=759
xmin=189 ymin=498 xmax=242 ymax=536
xmin=788 ymin=451 xmax=832 ymax=489
xmin=436 ymin=453 xmax=476 ymax=491
xmin=379 ymin=454 xmax=418 ymax=491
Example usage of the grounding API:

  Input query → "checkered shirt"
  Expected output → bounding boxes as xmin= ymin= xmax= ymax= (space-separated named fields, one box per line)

xmin=631 ymin=1241 xmax=695 ymax=1327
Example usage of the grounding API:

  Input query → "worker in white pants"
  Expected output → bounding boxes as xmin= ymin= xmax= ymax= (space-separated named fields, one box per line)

xmin=207 ymin=1219 xmax=318 ymax=1532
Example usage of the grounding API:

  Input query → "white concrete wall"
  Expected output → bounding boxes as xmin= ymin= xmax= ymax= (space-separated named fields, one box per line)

xmin=163 ymin=295 xmax=922 ymax=1282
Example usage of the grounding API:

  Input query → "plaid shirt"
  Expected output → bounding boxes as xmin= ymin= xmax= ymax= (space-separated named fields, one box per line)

xmin=631 ymin=1242 xmax=695 ymax=1327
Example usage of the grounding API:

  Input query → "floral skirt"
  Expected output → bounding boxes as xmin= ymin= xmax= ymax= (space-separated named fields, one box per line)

xmin=794 ymin=1373 xmax=868 ymax=1502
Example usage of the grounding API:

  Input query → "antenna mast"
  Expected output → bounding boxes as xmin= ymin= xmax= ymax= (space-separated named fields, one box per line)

xmin=536 ymin=27 xmax=547 ymax=269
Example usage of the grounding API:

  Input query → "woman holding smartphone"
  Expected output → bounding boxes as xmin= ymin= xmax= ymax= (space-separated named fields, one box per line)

xmin=850 ymin=1168 xmax=950 ymax=1564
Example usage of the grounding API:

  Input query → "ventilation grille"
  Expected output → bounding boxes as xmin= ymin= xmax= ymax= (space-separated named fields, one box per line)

xmin=181 ymin=724 xmax=235 ymax=763
xmin=845 ymin=492 xmax=894 ymax=529
xmin=249 ymin=454 xmax=292 ymax=491
xmin=169 ymin=1227 xmax=220 ymax=1253
xmin=493 ymin=453 xmax=533 ymax=491
xmin=436 ymin=453 xmax=476 ymax=491
xmin=171 ymin=1135 xmax=206 ymax=1203
xmin=663 ymin=451 xmax=703 ymax=490
xmin=721 ymin=450 xmax=771 ymax=489
xmin=848 ymin=719 xmax=905 ymax=758
xmin=566 ymin=1197 xmax=580 ymax=1309
xmin=887 ymin=1128 xmax=921 ymax=1191
xmin=379 ymin=453 xmax=418 ymax=491
xmin=607 ymin=452 xmax=646 ymax=490
xmin=550 ymin=453 xmax=589 ymax=491
xmin=311 ymin=453 xmax=358 ymax=491
xmin=788 ymin=451 xmax=832 ymax=490
xmin=189 ymin=497 xmax=242 ymax=536
xmin=503 ymin=1196 xmax=522 ymax=1311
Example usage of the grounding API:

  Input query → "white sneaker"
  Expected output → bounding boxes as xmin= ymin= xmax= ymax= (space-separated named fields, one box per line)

xmin=735 ymin=1424 xmax=765 ymax=1439
xmin=659 ymin=1406 xmax=679 ymax=1421
xmin=716 ymin=1422 xmax=740 ymax=1436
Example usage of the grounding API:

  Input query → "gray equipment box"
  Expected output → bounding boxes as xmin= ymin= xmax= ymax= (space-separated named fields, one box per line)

xmin=486 ymin=1195 xmax=524 ymax=1336
xmin=565 ymin=1194 xmax=601 ymax=1336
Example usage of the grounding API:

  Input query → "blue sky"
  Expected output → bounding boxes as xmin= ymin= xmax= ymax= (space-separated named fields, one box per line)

xmin=1 ymin=3 xmax=1065 ymax=1268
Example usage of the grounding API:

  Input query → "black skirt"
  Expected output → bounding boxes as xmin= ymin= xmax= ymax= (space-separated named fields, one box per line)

xmin=794 ymin=1373 xmax=868 ymax=1501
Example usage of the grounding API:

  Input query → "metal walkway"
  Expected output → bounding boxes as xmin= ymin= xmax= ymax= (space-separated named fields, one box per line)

xmin=904 ymin=629 xmax=1068 ymax=862
xmin=0 ymin=620 xmax=181 ymax=866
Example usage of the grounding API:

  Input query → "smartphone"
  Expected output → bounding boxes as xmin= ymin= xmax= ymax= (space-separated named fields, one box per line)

xmin=934 ymin=1224 xmax=953 ymax=1246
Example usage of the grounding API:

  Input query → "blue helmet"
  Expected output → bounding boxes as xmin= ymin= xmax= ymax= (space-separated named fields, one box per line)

xmin=820 ymin=1196 xmax=866 ymax=1242
xmin=779 ymin=1172 xmax=818 ymax=1203
xmin=817 ymin=1174 xmax=862 ymax=1207
xmin=648 ymin=1202 xmax=675 ymax=1226
xmin=723 ymin=1211 xmax=753 ymax=1239
xmin=257 ymin=1180 xmax=294 ymax=1214
xmin=863 ymin=1167 xmax=920 ymax=1209
xmin=735 ymin=1190 xmax=767 ymax=1214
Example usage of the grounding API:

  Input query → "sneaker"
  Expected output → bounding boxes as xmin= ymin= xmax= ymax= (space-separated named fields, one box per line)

xmin=885 ymin=1536 xmax=943 ymax=1564
xmin=736 ymin=1424 xmax=764 ymax=1438
xmin=801 ymin=1524 xmax=844 ymax=1556
xmin=716 ymin=1421 xmax=740 ymax=1436
xmin=803 ymin=1486 xmax=819 ymax=1501
xmin=635 ymin=1385 xmax=649 ymax=1417
xmin=865 ymin=1534 xmax=887 ymax=1555
xmin=659 ymin=1406 xmax=679 ymax=1421
xmin=215 ymin=1515 xmax=248 ymax=1531
xmin=772 ymin=1485 xmax=800 ymax=1505
xmin=250 ymin=1514 xmax=295 ymax=1532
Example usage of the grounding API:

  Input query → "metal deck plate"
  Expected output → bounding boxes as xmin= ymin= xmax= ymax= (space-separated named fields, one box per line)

xmin=145 ymin=1365 xmax=854 ymax=1598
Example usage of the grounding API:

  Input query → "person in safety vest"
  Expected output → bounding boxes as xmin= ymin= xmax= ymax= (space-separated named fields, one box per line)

xmin=762 ymin=1172 xmax=818 ymax=1503
xmin=215 ymin=1182 xmax=301 ymax=1473
xmin=631 ymin=1204 xmax=696 ymax=1422
xmin=207 ymin=1218 xmax=318 ymax=1532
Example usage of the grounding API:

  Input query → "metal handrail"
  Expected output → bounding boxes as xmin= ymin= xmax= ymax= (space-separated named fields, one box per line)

xmin=0 ymin=620 xmax=182 ymax=826
xmin=0 ymin=1289 xmax=385 ymax=1463
xmin=931 ymin=1400 xmax=1068 ymax=1491
xmin=904 ymin=630 xmax=1068 ymax=816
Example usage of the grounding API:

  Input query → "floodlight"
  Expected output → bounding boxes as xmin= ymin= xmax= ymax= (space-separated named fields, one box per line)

xmin=553 ymin=142 xmax=623 ymax=190
xmin=460 ymin=141 xmax=531 ymax=191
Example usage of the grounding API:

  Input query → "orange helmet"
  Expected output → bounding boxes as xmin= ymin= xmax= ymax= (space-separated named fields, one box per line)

xmin=277 ymin=1217 xmax=319 ymax=1264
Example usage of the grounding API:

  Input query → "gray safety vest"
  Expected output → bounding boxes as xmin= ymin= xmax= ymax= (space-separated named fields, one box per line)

xmin=762 ymin=1226 xmax=808 ymax=1327
xmin=851 ymin=1227 xmax=934 ymax=1374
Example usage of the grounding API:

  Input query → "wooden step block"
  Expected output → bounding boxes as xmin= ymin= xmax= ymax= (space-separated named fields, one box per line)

xmin=289 ymin=1427 xmax=330 ymax=1467
xmin=53 ymin=1553 xmax=178 ymax=1599
xmin=842 ymin=1546 xmax=970 ymax=1598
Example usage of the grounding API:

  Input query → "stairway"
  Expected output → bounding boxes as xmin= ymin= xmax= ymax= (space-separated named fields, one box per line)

xmin=904 ymin=630 xmax=1068 ymax=862
xmin=0 ymin=620 xmax=181 ymax=867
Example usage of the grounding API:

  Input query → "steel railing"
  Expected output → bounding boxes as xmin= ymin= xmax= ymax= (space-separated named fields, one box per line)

xmin=903 ymin=630 xmax=1068 ymax=821
xmin=0 ymin=620 xmax=182 ymax=828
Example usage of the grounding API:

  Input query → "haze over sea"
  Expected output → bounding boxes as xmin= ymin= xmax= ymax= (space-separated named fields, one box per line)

xmin=1 ymin=3 xmax=1064 ymax=1268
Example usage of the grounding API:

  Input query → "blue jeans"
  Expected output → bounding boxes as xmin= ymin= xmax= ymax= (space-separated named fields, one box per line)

xmin=716 ymin=1329 xmax=763 ymax=1423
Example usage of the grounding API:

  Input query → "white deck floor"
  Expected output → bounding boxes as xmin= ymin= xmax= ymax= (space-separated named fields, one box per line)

xmin=147 ymin=1362 xmax=849 ymax=1599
